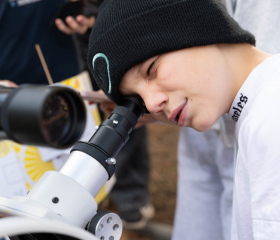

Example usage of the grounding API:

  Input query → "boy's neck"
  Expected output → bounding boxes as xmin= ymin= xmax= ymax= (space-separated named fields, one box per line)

xmin=221 ymin=43 xmax=271 ymax=111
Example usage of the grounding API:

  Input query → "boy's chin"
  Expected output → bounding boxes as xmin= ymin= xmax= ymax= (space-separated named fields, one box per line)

xmin=191 ymin=118 xmax=217 ymax=132
xmin=158 ymin=116 xmax=217 ymax=131
xmin=194 ymin=125 xmax=212 ymax=132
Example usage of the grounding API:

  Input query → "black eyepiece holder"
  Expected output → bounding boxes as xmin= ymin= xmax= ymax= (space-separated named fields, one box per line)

xmin=71 ymin=96 xmax=146 ymax=179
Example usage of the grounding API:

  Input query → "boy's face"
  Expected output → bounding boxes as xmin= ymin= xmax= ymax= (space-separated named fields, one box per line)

xmin=119 ymin=45 xmax=232 ymax=132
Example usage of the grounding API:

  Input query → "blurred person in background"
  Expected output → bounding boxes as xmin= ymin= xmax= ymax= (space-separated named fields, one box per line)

xmin=0 ymin=0 xmax=95 ymax=86
xmin=173 ymin=116 xmax=235 ymax=240
xmin=224 ymin=0 xmax=280 ymax=55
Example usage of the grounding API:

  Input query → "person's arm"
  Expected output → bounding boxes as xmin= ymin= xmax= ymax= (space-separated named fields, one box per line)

xmin=0 ymin=80 xmax=18 ymax=88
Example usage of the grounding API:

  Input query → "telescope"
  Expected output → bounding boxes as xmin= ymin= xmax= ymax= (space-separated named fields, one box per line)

xmin=0 ymin=95 xmax=146 ymax=240
xmin=0 ymin=84 xmax=86 ymax=149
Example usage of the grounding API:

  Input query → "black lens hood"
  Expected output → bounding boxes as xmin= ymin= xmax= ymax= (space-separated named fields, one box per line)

xmin=1 ymin=85 xmax=86 ymax=149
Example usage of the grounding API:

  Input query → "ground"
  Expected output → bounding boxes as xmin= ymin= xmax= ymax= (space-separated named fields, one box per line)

xmin=101 ymin=123 xmax=180 ymax=240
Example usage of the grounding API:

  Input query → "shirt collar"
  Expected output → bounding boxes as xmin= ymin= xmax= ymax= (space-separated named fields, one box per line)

xmin=228 ymin=55 xmax=279 ymax=122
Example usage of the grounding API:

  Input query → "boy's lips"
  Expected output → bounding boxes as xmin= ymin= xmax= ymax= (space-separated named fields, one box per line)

xmin=169 ymin=100 xmax=188 ymax=126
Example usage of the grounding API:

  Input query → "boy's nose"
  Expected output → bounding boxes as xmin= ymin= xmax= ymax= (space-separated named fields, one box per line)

xmin=143 ymin=92 xmax=168 ymax=114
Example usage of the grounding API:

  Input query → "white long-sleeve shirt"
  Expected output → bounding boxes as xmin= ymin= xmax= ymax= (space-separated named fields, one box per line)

xmin=228 ymin=54 xmax=280 ymax=240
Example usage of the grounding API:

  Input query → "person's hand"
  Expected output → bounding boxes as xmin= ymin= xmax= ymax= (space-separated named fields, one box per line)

xmin=99 ymin=101 xmax=116 ymax=119
xmin=0 ymin=80 xmax=18 ymax=88
xmin=55 ymin=14 xmax=95 ymax=35
xmin=135 ymin=114 xmax=157 ymax=128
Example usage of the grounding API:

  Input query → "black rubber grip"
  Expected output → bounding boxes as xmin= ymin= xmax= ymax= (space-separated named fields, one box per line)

xmin=112 ymin=105 xmax=138 ymax=127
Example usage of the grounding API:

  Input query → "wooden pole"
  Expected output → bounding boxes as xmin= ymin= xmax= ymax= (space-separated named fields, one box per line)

xmin=35 ymin=44 xmax=54 ymax=85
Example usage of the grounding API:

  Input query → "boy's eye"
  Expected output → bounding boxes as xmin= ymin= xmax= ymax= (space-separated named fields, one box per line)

xmin=147 ymin=61 xmax=156 ymax=76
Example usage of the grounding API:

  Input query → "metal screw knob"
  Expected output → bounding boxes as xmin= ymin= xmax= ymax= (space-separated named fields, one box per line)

xmin=106 ymin=158 xmax=116 ymax=165
xmin=113 ymin=120 xmax=118 ymax=127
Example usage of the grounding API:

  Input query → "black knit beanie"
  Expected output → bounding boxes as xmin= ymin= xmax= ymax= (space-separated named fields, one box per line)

xmin=88 ymin=0 xmax=255 ymax=104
